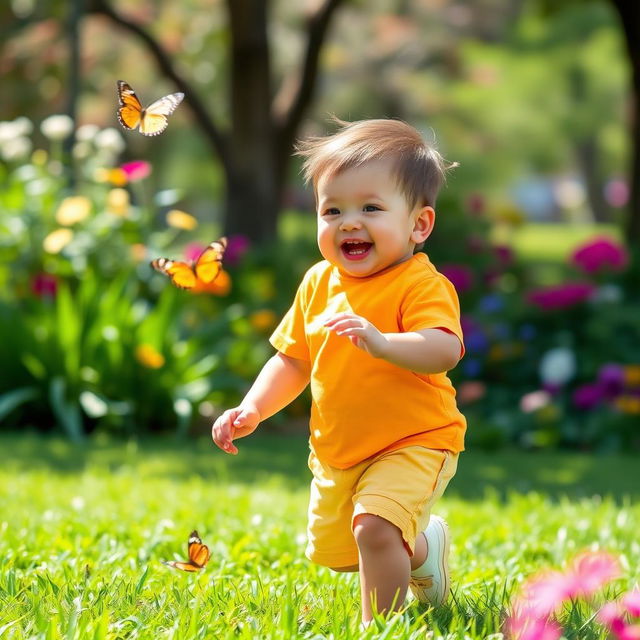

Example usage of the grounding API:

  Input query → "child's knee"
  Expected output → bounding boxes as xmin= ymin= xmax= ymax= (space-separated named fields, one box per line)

xmin=353 ymin=513 xmax=402 ymax=552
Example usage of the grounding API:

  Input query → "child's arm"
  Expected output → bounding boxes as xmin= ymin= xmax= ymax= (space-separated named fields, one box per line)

xmin=324 ymin=312 xmax=461 ymax=375
xmin=211 ymin=352 xmax=310 ymax=455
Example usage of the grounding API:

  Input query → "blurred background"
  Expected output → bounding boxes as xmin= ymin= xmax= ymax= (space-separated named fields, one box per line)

xmin=1 ymin=0 xmax=639 ymax=452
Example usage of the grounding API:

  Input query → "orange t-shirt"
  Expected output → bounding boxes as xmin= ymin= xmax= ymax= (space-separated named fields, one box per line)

xmin=269 ymin=253 xmax=466 ymax=469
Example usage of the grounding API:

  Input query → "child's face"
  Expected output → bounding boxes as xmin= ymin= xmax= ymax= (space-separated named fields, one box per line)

xmin=316 ymin=159 xmax=434 ymax=278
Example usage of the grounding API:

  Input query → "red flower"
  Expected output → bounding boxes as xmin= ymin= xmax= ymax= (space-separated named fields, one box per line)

xmin=30 ymin=272 xmax=58 ymax=298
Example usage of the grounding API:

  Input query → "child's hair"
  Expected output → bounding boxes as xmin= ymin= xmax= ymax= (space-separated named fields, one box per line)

xmin=295 ymin=118 xmax=457 ymax=208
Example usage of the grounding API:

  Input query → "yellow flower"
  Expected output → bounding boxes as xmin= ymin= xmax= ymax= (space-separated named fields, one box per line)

xmin=43 ymin=228 xmax=73 ymax=254
xmin=31 ymin=149 xmax=48 ymax=166
xmin=135 ymin=344 xmax=165 ymax=369
xmin=106 ymin=188 xmax=130 ymax=216
xmin=614 ymin=395 xmax=640 ymax=415
xmin=623 ymin=365 xmax=640 ymax=386
xmin=493 ymin=203 xmax=526 ymax=227
xmin=166 ymin=209 xmax=198 ymax=230
xmin=249 ymin=309 xmax=278 ymax=332
xmin=94 ymin=167 xmax=127 ymax=186
xmin=55 ymin=196 xmax=92 ymax=225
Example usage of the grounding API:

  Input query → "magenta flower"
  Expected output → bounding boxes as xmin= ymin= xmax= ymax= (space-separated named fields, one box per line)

xmin=120 ymin=160 xmax=151 ymax=182
xmin=441 ymin=264 xmax=474 ymax=293
xmin=465 ymin=192 xmax=485 ymax=215
xmin=494 ymin=244 xmax=514 ymax=266
xmin=571 ymin=236 xmax=628 ymax=274
xmin=598 ymin=601 xmax=640 ymax=640
xmin=572 ymin=383 xmax=604 ymax=410
xmin=527 ymin=282 xmax=595 ymax=310
xmin=224 ymin=234 xmax=251 ymax=266
xmin=30 ymin=272 xmax=58 ymax=298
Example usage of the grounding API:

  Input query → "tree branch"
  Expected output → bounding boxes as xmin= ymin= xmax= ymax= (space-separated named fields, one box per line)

xmin=273 ymin=0 xmax=346 ymax=160
xmin=87 ymin=0 xmax=229 ymax=166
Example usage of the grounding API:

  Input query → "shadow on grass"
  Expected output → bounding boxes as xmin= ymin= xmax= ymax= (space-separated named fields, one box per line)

xmin=2 ymin=430 xmax=638 ymax=501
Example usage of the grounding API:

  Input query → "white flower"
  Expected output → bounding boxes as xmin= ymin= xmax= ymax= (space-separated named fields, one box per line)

xmin=76 ymin=124 xmax=100 ymax=141
xmin=539 ymin=347 xmax=576 ymax=386
xmin=40 ymin=114 xmax=74 ymax=141
xmin=0 ymin=136 xmax=32 ymax=161
xmin=0 ymin=117 xmax=33 ymax=143
xmin=520 ymin=390 xmax=552 ymax=413
xmin=94 ymin=127 xmax=125 ymax=154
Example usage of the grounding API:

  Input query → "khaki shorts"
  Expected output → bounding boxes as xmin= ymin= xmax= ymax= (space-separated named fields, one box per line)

xmin=305 ymin=445 xmax=458 ymax=568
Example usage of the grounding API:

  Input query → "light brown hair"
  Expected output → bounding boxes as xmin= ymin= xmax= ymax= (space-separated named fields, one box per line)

xmin=295 ymin=118 xmax=457 ymax=208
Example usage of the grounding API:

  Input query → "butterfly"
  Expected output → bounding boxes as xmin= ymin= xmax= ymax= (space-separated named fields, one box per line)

xmin=151 ymin=237 xmax=227 ymax=290
xmin=162 ymin=530 xmax=210 ymax=572
xmin=116 ymin=80 xmax=184 ymax=136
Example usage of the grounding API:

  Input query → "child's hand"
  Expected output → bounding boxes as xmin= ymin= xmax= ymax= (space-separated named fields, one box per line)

xmin=324 ymin=312 xmax=388 ymax=359
xmin=211 ymin=404 xmax=261 ymax=455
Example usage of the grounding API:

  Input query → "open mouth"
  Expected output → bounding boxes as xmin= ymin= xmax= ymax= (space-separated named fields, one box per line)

xmin=341 ymin=240 xmax=373 ymax=260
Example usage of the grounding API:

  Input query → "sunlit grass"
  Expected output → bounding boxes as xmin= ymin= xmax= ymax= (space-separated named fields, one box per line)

xmin=0 ymin=433 xmax=638 ymax=638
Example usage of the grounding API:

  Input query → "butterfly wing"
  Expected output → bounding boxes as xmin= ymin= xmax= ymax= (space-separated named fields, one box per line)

xmin=162 ymin=530 xmax=210 ymax=572
xmin=117 ymin=80 xmax=143 ymax=131
xmin=139 ymin=92 xmax=185 ymax=136
xmin=187 ymin=530 xmax=210 ymax=568
xmin=194 ymin=237 xmax=227 ymax=283
xmin=150 ymin=258 xmax=197 ymax=290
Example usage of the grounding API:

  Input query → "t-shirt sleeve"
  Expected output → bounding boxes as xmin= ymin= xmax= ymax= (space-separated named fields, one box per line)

xmin=269 ymin=275 xmax=311 ymax=361
xmin=400 ymin=275 xmax=465 ymax=358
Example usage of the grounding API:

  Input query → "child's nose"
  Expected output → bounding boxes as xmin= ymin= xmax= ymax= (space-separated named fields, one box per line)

xmin=339 ymin=213 xmax=362 ymax=231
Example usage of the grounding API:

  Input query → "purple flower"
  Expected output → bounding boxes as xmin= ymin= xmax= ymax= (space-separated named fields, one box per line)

xmin=527 ymin=282 xmax=595 ymax=310
xmin=597 ymin=363 xmax=625 ymax=398
xmin=224 ymin=234 xmax=251 ymax=266
xmin=572 ymin=383 xmax=604 ymax=410
xmin=571 ymin=236 xmax=628 ymax=275
xmin=493 ymin=244 xmax=514 ymax=266
xmin=441 ymin=264 xmax=474 ymax=293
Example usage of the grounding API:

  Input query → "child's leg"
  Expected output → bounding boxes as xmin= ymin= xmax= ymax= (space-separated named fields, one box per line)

xmin=353 ymin=513 xmax=411 ymax=622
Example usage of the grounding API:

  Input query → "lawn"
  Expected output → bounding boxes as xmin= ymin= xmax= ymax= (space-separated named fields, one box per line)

xmin=0 ymin=432 xmax=638 ymax=639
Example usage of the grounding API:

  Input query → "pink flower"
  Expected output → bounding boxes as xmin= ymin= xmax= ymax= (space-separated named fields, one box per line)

xmin=599 ymin=602 xmax=640 ymax=640
xmin=120 ymin=160 xmax=151 ymax=182
xmin=506 ymin=614 xmax=562 ymax=640
xmin=440 ymin=264 xmax=474 ymax=293
xmin=514 ymin=570 xmax=571 ymax=618
xmin=605 ymin=179 xmax=629 ymax=208
xmin=567 ymin=551 xmax=621 ymax=598
xmin=623 ymin=587 xmax=640 ymax=618
xmin=30 ymin=272 xmax=58 ymax=298
xmin=527 ymin=282 xmax=595 ymax=310
xmin=184 ymin=242 xmax=206 ymax=262
xmin=571 ymin=236 xmax=628 ymax=274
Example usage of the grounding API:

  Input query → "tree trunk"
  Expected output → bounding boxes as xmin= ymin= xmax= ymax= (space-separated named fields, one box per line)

xmin=225 ymin=0 xmax=279 ymax=242
xmin=610 ymin=0 xmax=640 ymax=246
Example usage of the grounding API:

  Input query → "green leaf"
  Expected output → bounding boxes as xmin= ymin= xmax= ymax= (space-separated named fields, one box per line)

xmin=0 ymin=386 xmax=39 ymax=421
xmin=49 ymin=377 xmax=83 ymax=442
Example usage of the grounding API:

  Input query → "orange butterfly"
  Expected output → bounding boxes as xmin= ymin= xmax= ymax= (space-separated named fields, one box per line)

xmin=162 ymin=530 xmax=210 ymax=572
xmin=117 ymin=80 xmax=184 ymax=136
xmin=151 ymin=237 xmax=227 ymax=290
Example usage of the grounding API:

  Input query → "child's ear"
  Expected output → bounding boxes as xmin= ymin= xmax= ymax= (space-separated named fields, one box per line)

xmin=411 ymin=206 xmax=435 ymax=244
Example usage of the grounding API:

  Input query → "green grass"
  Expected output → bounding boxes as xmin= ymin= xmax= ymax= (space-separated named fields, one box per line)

xmin=511 ymin=222 xmax=621 ymax=263
xmin=0 ymin=432 xmax=638 ymax=639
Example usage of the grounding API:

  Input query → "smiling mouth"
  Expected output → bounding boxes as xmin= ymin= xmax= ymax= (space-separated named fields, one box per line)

xmin=341 ymin=240 xmax=373 ymax=260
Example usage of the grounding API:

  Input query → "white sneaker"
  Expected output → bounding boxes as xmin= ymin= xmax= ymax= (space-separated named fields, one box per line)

xmin=408 ymin=515 xmax=450 ymax=606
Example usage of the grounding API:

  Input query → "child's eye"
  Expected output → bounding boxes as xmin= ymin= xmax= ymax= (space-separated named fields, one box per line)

xmin=363 ymin=204 xmax=381 ymax=212
xmin=323 ymin=208 xmax=340 ymax=216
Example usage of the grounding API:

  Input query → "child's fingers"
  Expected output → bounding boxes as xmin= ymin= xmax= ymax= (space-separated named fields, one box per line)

xmin=211 ymin=410 xmax=239 ymax=454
